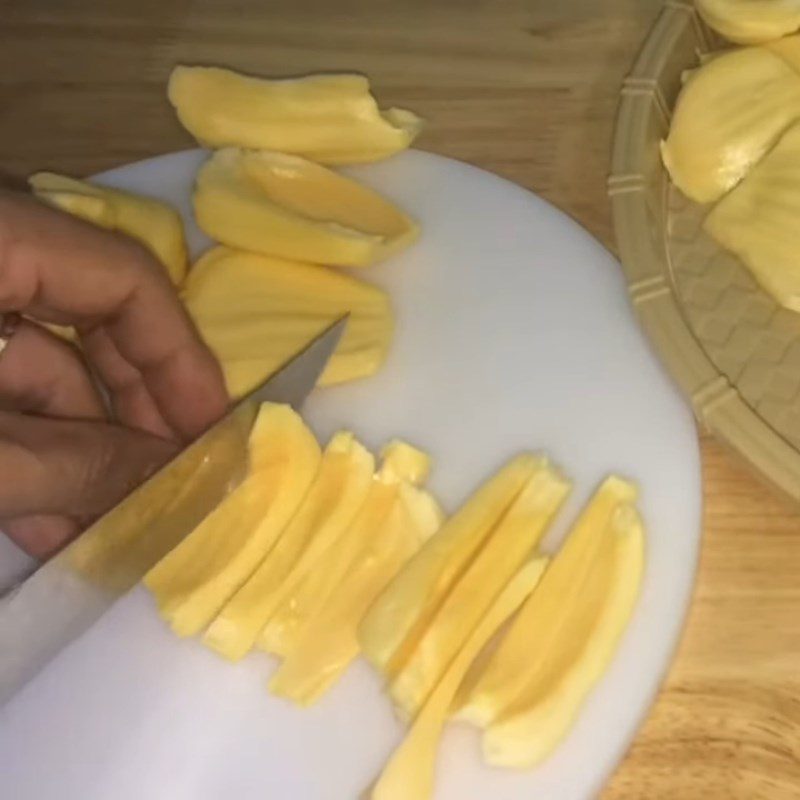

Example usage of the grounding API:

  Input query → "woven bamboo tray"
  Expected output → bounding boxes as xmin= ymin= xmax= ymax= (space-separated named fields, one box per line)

xmin=609 ymin=0 xmax=800 ymax=501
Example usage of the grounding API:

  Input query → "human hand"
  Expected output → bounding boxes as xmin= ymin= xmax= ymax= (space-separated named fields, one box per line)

xmin=0 ymin=190 xmax=228 ymax=559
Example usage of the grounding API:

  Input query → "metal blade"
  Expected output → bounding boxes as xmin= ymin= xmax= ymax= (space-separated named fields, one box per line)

xmin=0 ymin=317 xmax=347 ymax=706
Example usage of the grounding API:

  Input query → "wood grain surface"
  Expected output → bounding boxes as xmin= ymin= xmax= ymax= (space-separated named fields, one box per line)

xmin=2 ymin=0 xmax=800 ymax=797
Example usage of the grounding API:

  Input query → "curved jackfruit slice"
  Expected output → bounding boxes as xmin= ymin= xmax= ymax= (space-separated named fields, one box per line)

xmin=704 ymin=121 xmax=800 ymax=312
xmin=203 ymin=431 xmax=374 ymax=661
xmin=143 ymin=403 xmax=320 ymax=637
xmin=193 ymin=148 xmax=418 ymax=268
xmin=358 ymin=454 xmax=543 ymax=678
xmin=661 ymin=45 xmax=800 ymax=203
xmin=168 ymin=66 xmax=422 ymax=164
xmin=482 ymin=506 xmax=644 ymax=769
xmin=369 ymin=558 xmax=548 ymax=800
xmin=453 ymin=476 xmax=638 ymax=728
xmin=697 ymin=0 xmax=800 ymax=44
xmin=29 ymin=172 xmax=187 ymax=284
xmin=182 ymin=247 xmax=394 ymax=397
xmin=388 ymin=462 xmax=570 ymax=720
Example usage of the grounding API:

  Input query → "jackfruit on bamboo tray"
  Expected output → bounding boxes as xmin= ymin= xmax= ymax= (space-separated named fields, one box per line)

xmin=661 ymin=43 xmax=800 ymax=203
xmin=704 ymin=121 xmax=800 ymax=312
xmin=369 ymin=558 xmax=548 ymax=800
xmin=144 ymin=403 xmax=320 ymax=637
xmin=29 ymin=172 xmax=187 ymax=284
xmin=454 ymin=476 xmax=638 ymax=730
xmin=182 ymin=247 xmax=394 ymax=397
xmin=193 ymin=148 xmax=418 ymax=268
xmin=203 ymin=431 xmax=375 ymax=661
xmin=388 ymin=461 xmax=570 ymax=719
xmin=358 ymin=453 xmax=543 ymax=678
xmin=168 ymin=66 xmax=422 ymax=164
xmin=697 ymin=0 xmax=800 ymax=44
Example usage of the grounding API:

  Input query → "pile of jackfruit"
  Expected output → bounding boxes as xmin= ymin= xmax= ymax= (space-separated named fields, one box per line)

xmin=664 ymin=1 xmax=800 ymax=312
xmin=143 ymin=403 xmax=644 ymax=798
xmin=31 ymin=66 xmax=423 ymax=396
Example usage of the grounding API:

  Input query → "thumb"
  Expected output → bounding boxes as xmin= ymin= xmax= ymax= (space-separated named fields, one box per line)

xmin=0 ymin=410 xmax=177 ymax=519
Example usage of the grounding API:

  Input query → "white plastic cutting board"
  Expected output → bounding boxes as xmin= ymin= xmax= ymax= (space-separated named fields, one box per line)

xmin=0 ymin=150 xmax=702 ymax=800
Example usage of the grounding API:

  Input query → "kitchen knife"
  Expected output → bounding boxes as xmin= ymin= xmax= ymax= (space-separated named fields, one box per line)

xmin=0 ymin=316 xmax=347 ymax=706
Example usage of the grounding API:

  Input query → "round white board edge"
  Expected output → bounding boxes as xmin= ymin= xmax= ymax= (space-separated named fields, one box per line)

xmin=0 ymin=149 xmax=702 ymax=800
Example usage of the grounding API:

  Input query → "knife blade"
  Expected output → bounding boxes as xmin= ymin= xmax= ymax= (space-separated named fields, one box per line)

xmin=0 ymin=316 xmax=347 ymax=706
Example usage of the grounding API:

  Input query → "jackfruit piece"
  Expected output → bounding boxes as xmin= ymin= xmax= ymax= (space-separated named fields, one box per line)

xmin=193 ymin=148 xmax=418 ymax=268
xmin=697 ymin=0 xmax=800 ymax=44
xmin=29 ymin=172 xmax=187 ymax=284
xmin=258 ymin=450 xmax=439 ymax=658
xmin=388 ymin=462 xmax=570 ymax=719
xmin=704 ymin=121 xmax=800 ymax=312
xmin=369 ymin=558 xmax=548 ymax=800
xmin=482 ymin=506 xmax=644 ymax=768
xmin=268 ymin=485 xmax=431 ymax=705
xmin=203 ymin=431 xmax=374 ymax=661
xmin=358 ymin=454 xmax=543 ymax=678
xmin=453 ymin=475 xmax=637 ymax=728
xmin=182 ymin=247 xmax=393 ymax=397
xmin=380 ymin=440 xmax=432 ymax=487
xmin=168 ymin=66 xmax=422 ymax=164
xmin=143 ymin=403 xmax=320 ymax=637
xmin=661 ymin=45 xmax=800 ymax=203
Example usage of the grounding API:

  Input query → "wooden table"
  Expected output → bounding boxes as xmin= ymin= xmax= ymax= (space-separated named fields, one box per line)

xmin=3 ymin=0 xmax=800 ymax=797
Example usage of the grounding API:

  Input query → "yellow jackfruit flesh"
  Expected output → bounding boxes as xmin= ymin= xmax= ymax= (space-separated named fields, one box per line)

xmin=358 ymin=454 xmax=543 ymax=678
xmin=369 ymin=558 xmax=548 ymax=800
xmin=182 ymin=247 xmax=394 ymax=397
xmin=203 ymin=431 xmax=374 ymax=661
xmin=193 ymin=148 xmax=418 ymax=268
xmin=258 ymin=448 xmax=439 ymax=658
xmin=29 ymin=172 xmax=188 ymax=284
xmin=454 ymin=475 xmax=638 ymax=728
xmin=143 ymin=403 xmax=320 ymax=637
xmin=168 ymin=66 xmax=422 ymax=164
xmin=704 ymin=121 xmax=800 ymax=312
xmin=380 ymin=440 xmax=432 ymax=487
xmin=697 ymin=0 xmax=800 ymax=44
xmin=268 ymin=480 xmax=436 ymax=705
xmin=388 ymin=462 xmax=570 ymax=719
xmin=661 ymin=45 xmax=800 ymax=203
xmin=482 ymin=506 xmax=644 ymax=768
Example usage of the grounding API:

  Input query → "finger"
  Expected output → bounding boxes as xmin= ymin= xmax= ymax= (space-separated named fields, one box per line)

xmin=81 ymin=326 xmax=175 ymax=439
xmin=0 ymin=410 xmax=176 ymax=518
xmin=0 ymin=318 xmax=106 ymax=419
xmin=2 ymin=515 xmax=79 ymax=560
xmin=0 ymin=191 xmax=228 ymax=439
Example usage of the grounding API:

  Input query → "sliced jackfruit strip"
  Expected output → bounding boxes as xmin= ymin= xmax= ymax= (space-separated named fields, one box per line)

xmin=453 ymin=475 xmax=637 ymax=728
xmin=697 ymin=0 xmax=800 ymax=44
xmin=704 ymin=121 xmax=800 ymax=312
xmin=661 ymin=45 xmax=800 ymax=203
xmin=380 ymin=440 xmax=432 ymax=487
xmin=388 ymin=462 xmax=570 ymax=719
xmin=182 ymin=246 xmax=394 ymax=397
xmin=268 ymin=482 xmax=434 ymax=705
xmin=358 ymin=453 xmax=543 ymax=678
xmin=193 ymin=148 xmax=418 ymax=269
xmin=482 ymin=506 xmax=644 ymax=768
xmin=258 ymin=450 xmax=439 ymax=658
xmin=168 ymin=66 xmax=422 ymax=164
xmin=203 ymin=431 xmax=374 ymax=661
xmin=369 ymin=558 xmax=548 ymax=800
xmin=143 ymin=403 xmax=320 ymax=637
xmin=29 ymin=172 xmax=187 ymax=284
